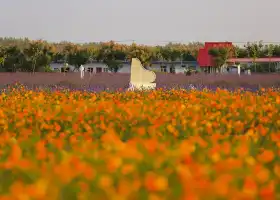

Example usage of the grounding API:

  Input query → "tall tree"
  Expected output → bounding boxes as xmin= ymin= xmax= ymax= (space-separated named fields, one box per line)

xmin=96 ymin=41 xmax=122 ymax=72
xmin=67 ymin=48 xmax=90 ymax=71
xmin=3 ymin=46 xmax=24 ymax=72
xmin=127 ymin=43 xmax=152 ymax=67
xmin=23 ymin=40 xmax=51 ymax=73
xmin=105 ymin=60 xmax=123 ymax=73
xmin=152 ymin=46 xmax=163 ymax=61
xmin=244 ymin=41 xmax=264 ymax=72
xmin=87 ymin=46 xmax=98 ymax=62
xmin=62 ymin=43 xmax=77 ymax=63
xmin=267 ymin=44 xmax=274 ymax=72
xmin=96 ymin=41 xmax=115 ymax=62
xmin=273 ymin=45 xmax=280 ymax=57
xmin=208 ymin=47 xmax=230 ymax=73
xmin=0 ymin=46 xmax=7 ymax=68
xmin=251 ymin=45 xmax=258 ymax=73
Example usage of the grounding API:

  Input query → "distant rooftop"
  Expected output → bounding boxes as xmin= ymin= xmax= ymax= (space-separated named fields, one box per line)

xmin=228 ymin=57 xmax=280 ymax=63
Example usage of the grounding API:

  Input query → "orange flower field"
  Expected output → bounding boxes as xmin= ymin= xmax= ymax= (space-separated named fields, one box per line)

xmin=0 ymin=87 xmax=280 ymax=200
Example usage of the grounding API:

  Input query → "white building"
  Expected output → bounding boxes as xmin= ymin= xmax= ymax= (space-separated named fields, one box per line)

xmin=149 ymin=61 xmax=198 ymax=73
xmin=49 ymin=60 xmax=199 ymax=74
xmin=50 ymin=62 xmax=111 ymax=73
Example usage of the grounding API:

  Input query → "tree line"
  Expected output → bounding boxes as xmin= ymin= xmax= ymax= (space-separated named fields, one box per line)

xmin=208 ymin=42 xmax=280 ymax=73
xmin=1 ymin=37 xmax=280 ymax=72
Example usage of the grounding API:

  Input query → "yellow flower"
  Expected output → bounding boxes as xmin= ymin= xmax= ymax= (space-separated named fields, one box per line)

xmin=98 ymin=175 xmax=113 ymax=188
xmin=211 ymin=153 xmax=220 ymax=162
xmin=245 ymin=156 xmax=256 ymax=166
xmin=154 ymin=176 xmax=168 ymax=191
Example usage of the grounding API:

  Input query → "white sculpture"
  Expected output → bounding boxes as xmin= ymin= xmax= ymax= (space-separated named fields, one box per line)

xmin=248 ymin=69 xmax=251 ymax=75
xmin=129 ymin=58 xmax=156 ymax=90
xmin=237 ymin=64 xmax=241 ymax=76
xmin=79 ymin=65 xmax=85 ymax=79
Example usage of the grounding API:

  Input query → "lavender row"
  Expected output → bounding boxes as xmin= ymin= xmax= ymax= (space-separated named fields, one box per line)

xmin=1 ymin=73 xmax=280 ymax=92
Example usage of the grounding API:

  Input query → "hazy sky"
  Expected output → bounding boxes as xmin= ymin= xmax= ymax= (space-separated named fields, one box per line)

xmin=1 ymin=0 xmax=279 ymax=45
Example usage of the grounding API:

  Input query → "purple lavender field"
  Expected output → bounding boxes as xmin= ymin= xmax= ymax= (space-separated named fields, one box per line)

xmin=1 ymin=72 xmax=280 ymax=92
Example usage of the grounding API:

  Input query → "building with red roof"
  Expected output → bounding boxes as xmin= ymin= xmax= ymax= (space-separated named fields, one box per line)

xmin=197 ymin=42 xmax=280 ymax=73
xmin=197 ymin=42 xmax=233 ymax=66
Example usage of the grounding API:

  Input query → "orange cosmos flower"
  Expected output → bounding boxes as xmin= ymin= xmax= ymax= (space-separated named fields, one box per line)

xmin=98 ymin=175 xmax=113 ymax=188
xmin=243 ymin=176 xmax=258 ymax=198
xmin=257 ymin=150 xmax=275 ymax=163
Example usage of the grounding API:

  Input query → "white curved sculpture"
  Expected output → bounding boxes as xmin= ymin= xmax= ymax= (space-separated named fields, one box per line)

xmin=79 ymin=65 xmax=85 ymax=79
xmin=129 ymin=58 xmax=156 ymax=90
xmin=237 ymin=64 xmax=241 ymax=76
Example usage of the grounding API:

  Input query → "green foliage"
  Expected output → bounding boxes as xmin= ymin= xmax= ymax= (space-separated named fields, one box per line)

xmin=208 ymin=47 xmax=230 ymax=71
xmin=67 ymin=49 xmax=90 ymax=71
xmin=267 ymin=44 xmax=274 ymax=57
xmin=0 ymin=46 xmax=24 ymax=72
xmin=44 ymin=65 xmax=55 ymax=72
xmin=0 ymin=46 xmax=7 ymax=67
xmin=23 ymin=41 xmax=52 ymax=73
xmin=0 ymin=38 xmax=203 ymax=66
xmin=232 ymin=46 xmax=247 ymax=58
xmin=105 ymin=60 xmax=122 ymax=73
xmin=244 ymin=41 xmax=265 ymax=58
xmin=127 ymin=43 xmax=154 ymax=66
xmin=1 ymin=38 xmax=280 ymax=74
xmin=0 ymin=57 xmax=4 ymax=67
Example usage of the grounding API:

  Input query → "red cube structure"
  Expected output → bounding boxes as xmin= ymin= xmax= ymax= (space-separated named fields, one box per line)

xmin=197 ymin=42 xmax=233 ymax=67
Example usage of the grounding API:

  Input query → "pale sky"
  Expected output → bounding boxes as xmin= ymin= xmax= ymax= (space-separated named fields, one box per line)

xmin=1 ymin=0 xmax=279 ymax=45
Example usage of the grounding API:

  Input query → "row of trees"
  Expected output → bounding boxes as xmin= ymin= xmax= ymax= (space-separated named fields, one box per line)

xmin=0 ymin=41 xmax=53 ymax=72
xmin=1 ymin=37 xmax=280 ymax=72
xmin=208 ymin=42 xmax=280 ymax=72
xmin=0 ymin=37 xmax=203 ymax=72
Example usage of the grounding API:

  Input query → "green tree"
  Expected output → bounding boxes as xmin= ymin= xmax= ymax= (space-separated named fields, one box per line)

xmin=3 ymin=46 xmax=24 ymax=72
xmin=232 ymin=46 xmax=239 ymax=58
xmin=245 ymin=41 xmax=264 ymax=72
xmin=114 ymin=48 xmax=127 ymax=61
xmin=169 ymin=48 xmax=181 ymax=62
xmin=105 ymin=60 xmax=123 ymax=73
xmin=152 ymin=46 xmax=163 ymax=61
xmin=62 ymin=43 xmax=77 ymax=68
xmin=159 ymin=46 xmax=170 ymax=61
xmin=52 ymin=52 xmax=65 ymax=63
xmin=182 ymin=51 xmax=196 ymax=61
xmin=208 ymin=47 xmax=230 ymax=73
xmin=159 ymin=46 xmax=180 ymax=62
xmin=127 ymin=43 xmax=153 ymax=67
xmin=0 ymin=46 xmax=7 ymax=68
xmin=273 ymin=45 xmax=280 ymax=56
xmin=96 ymin=41 xmax=116 ymax=62
xmin=267 ymin=44 xmax=274 ymax=73
xmin=238 ymin=48 xmax=248 ymax=58
xmin=23 ymin=40 xmax=51 ymax=73
xmin=87 ymin=46 xmax=98 ymax=62
xmin=252 ymin=45 xmax=258 ymax=72
xmin=67 ymin=48 xmax=90 ymax=71
xmin=95 ymin=41 xmax=126 ymax=72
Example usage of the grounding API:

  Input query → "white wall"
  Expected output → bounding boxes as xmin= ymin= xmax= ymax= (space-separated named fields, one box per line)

xmin=149 ymin=64 xmax=190 ymax=74
xmin=84 ymin=63 xmax=109 ymax=73
xmin=50 ymin=63 xmax=109 ymax=73
xmin=50 ymin=63 xmax=76 ymax=72
xmin=50 ymin=62 xmax=197 ymax=74
xmin=117 ymin=64 xmax=130 ymax=73
xmin=175 ymin=66 xmax=185 ymax=73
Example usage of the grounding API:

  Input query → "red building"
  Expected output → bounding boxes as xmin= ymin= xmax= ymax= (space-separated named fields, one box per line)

xmin=197 ymin=42 xmax=233 ymax=68
xmin=197 ymin=42 xmax=280 ymax=73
